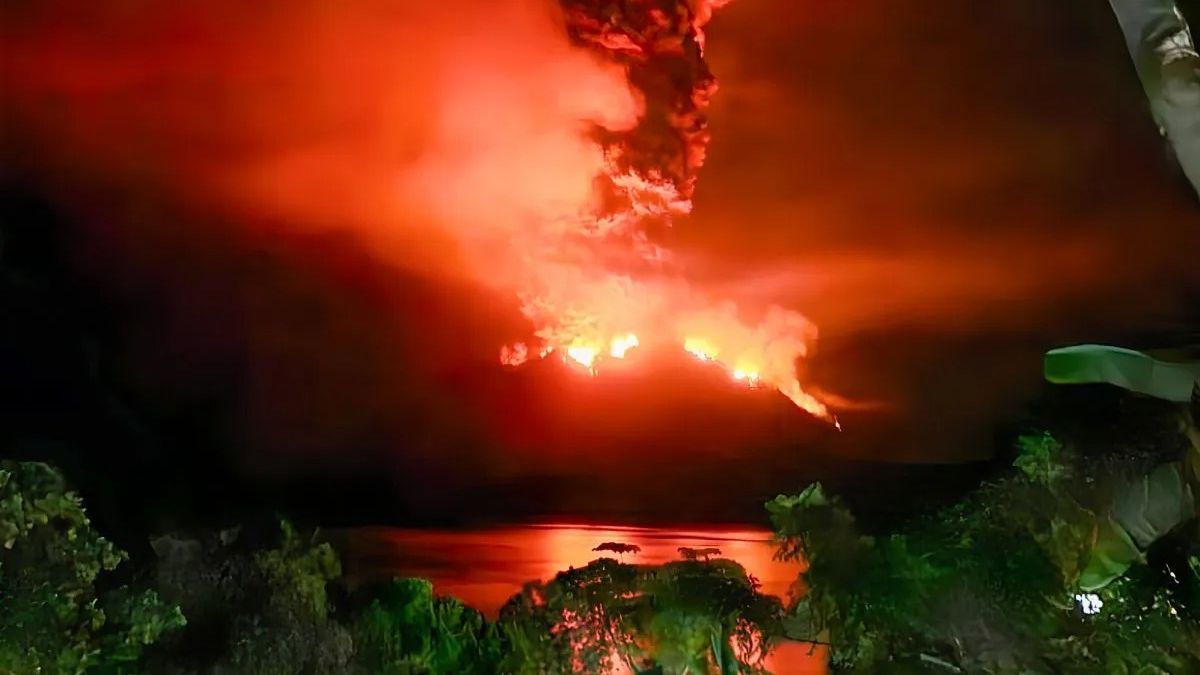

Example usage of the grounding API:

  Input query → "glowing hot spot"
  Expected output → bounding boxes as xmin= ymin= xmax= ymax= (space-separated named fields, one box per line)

xmin=491 ymin=0 xmax=836 ymax=425
xmin=566 ymin=344 xmax=598 ymax=370
xmin=683 ymin=338 xmax=719 ymax=362
xmin=609 ymin=333 xmax=639 ymax=358
xmin=732 ymin=369 xmax=761 ymax=386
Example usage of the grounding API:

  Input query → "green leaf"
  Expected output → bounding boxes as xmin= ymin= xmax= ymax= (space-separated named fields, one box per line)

xmin=1014 ymin=432 xmax=1068 ymax=484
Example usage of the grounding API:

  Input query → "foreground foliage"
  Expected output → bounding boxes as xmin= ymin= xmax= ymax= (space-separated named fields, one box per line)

xmin=6 ymin=400 xmax=1199 ymax=674
xmin=1 ymin=458 xmax=781 ymax=675
xmin=501 ymin=557 xmax=782 ymax=674
xmin=0 ymin=462 xmax=185 ymax=675
xmin=148 ymin=519 xmax=354 ymax=674
xmin=353 ymin=578 xmax=502 ymax=674
xmin=768 ymin=430 xmax=1200 ymax=673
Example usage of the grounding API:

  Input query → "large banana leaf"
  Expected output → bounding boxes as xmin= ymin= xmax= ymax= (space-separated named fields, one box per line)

xmin=1078 ymin=461 xmax=1196 ymax=590
xmin=1046 ymin=343 xmax=1200 ymax=590
xmin=1112 ymin=460 xmax=1196 ymax=550
xmin=1044 ymin=344 xmax=1200 ymax=402
xmin=1078 ymin=515 xmax=1142 ymax=592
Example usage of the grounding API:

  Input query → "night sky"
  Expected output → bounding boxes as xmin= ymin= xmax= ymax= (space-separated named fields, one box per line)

xmin=691 ymin=0 xmax=1200 ymax=459
xmin=2 ymin=0 xmax=1198 ymax=529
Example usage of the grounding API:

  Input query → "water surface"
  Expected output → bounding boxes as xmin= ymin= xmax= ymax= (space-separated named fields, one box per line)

xmin=342 ymin=523 xmax=825 ymax=674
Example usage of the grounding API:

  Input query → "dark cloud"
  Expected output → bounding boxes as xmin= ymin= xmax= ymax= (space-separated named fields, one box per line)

xmin=1 ymin=0 xmax=1197 ymax=526
xmin=680 ymin=0 xmax=1200 ymax=458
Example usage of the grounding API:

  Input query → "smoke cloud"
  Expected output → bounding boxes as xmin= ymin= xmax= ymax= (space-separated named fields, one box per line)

xmin=5 ymin=0 xmax=1199 ymax=472
xmin=4 ymin=0 xmax=833 ymax=420
xmin=3 ymin=0 xmax=635 ymax=269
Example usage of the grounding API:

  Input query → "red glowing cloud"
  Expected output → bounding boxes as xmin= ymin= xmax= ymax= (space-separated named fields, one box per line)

xmin=4 ymin=0 xmax=833 ymax=420
xmin=4 ymin=0 xmax=639 ymax=266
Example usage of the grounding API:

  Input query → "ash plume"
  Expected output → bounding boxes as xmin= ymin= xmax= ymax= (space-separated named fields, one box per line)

xmin=2 ymin=0 xmax=830 ymax=421
xmin=504 ymin=0 xmax=830 ymax=417
xmin=564 ymin=0 xmax=723 ymax=214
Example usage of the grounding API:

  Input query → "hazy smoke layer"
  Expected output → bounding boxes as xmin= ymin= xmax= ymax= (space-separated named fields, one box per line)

xmin=3 ymin=0 xmax=830 ymax=418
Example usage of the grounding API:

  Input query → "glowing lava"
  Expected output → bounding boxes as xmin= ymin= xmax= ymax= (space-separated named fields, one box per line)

xmin=609 ymin=333 xmax=640 ymax=358
xmin=732 ymin=369 xmax=760 ymax=385
xmin=498 ymin=0 xmax=832 ymax=423
xmin=566 ymin=343 xmax=599 ymax=371
xmin=683 ymin=338 xmax=719 ymax=362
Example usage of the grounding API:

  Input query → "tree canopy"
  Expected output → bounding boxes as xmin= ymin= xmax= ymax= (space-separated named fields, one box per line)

xmin=767 ymin=431 xmax=1200 ymax=673
xmin=0 ymin=462 xmax=185 ymax=675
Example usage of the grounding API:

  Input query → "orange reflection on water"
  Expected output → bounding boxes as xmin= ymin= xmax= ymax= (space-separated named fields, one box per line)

xmin=343 ymin=523 xmax=826 ymax=674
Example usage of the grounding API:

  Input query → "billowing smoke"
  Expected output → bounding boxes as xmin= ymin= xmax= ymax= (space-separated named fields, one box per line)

xmin=2 ymin=0 xmax=830 ymax=422
xmin=7 ymin=0 xmax=1199 ymax=478
xmin=500 ymin=0 xmax=829 ymax=417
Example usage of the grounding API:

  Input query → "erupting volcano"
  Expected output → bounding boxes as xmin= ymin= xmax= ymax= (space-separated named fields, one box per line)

xmin=2 ymin=0 xmax=834 ymax=426
xmin=498 ymin=0 xmax=830 ymax=421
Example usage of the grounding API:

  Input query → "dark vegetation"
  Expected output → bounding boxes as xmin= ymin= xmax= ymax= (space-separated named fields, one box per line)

xmin=3 ymin=158 xmax=1199 ymax=674
xmin=1 ymin=460 xmax=784 ymax=674
xmin=0 ymin=184 xmax=1001 ymax=534
xmin=4 ymin=385 xmax=1198 ymax=673
xmin=769 ymin=395 xmax=1200 ymax=673
xmin=0 ymin=462 xmax=184 ymax=674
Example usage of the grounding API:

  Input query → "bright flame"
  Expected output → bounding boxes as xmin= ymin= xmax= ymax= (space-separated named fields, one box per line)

xmin=494 ymin=0 xmax=834 ymax=424
xmin=732 ymin=369 xmax=760 ymax=385
xmin=510 ymin=323 xmax=832 ymax=420
xmin=566 ymin=344 xmax=599 ymax=370
xmin=609 ymin=333 xmax=639 ymax=358
xmin=683 ymin=338 xmax=719 ymax=361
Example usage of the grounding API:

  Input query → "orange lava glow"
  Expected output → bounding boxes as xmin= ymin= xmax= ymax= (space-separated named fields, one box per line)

xmin=732 ymin=368 xmax=760 ymax=385
xmin=566 ymin=343 xmax=599 ymax=371
xmin=4 ymin=0 xmax=833 ymax=424
xmin=684 ymin=337 xmax=719 ymax=361
xmin=491 ymin=0 xmax=832 ymax=422
xmin=518 ymin=322 xmax=832 ymax=420
xmin=609 ymin=333 xmax=640 ymax=358
xmin=344 ymin=524 xmax=827 ymax=674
